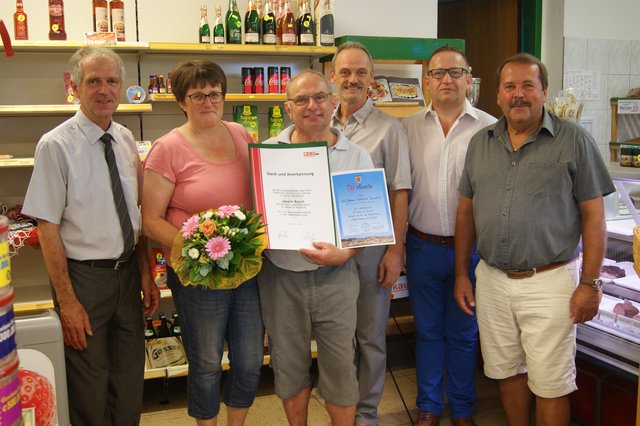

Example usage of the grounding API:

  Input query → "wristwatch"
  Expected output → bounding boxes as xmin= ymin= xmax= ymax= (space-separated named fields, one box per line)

xmin=580 ymin=277 xmax=603 ymax=292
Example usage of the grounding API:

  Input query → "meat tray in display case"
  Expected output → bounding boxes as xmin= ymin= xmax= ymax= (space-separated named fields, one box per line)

xmin=571 ymin=163 xmax=640 ymax=425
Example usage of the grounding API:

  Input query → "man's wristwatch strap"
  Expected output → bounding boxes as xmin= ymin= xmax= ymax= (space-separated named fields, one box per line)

xmin=580 ymin=277 xmax=603 ymax=291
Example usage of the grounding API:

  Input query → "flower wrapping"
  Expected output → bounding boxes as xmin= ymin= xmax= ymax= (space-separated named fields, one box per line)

xmin=171 ymin=205 xmax=266 ymax=289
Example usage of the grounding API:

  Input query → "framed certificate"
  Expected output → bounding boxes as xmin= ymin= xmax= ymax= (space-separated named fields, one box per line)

xmin=331 ymin=168 xmax=395 ymax=248
xmin=249 ymin=142 xmax=336 ymax=250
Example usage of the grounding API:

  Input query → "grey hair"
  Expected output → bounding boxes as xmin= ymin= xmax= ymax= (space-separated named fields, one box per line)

xmin=285 ymin=69 xmax=332 ymax=99
xmin=68 ymin=46 xmax=125 ymax=85
xmin=331 ymin=41 xmax=374 ymax=73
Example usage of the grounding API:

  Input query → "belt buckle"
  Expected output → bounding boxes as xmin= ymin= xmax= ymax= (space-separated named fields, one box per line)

xmin=114 ymin=260 xmax=125 ymax=270
xmin=441 ymin=238 xmax=448 ymax=246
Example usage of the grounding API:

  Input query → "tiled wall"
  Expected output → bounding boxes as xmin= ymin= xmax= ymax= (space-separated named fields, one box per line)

xmin=563 ymin=37 xmax=640 ymax=160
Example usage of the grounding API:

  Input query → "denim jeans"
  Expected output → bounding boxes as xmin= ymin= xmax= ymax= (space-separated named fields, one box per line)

xmin=167 ymin=267 xmax=264 ymax=420
xmin=406 ymin=233 xmax=479 ymax=418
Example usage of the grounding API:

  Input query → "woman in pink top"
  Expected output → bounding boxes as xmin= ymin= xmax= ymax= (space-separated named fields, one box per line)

xmin=142 ymin=60 xmax=263 ymax=426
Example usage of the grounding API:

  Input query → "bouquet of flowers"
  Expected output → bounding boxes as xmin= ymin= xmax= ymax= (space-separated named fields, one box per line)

xmin=170 ymin=205 xmax=266 ymax=289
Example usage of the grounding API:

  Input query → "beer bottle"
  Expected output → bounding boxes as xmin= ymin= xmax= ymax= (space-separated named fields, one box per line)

xmin=171 ymin=311 xmax=181 ymax=337
xmin=244 ymin=0 xmax=260 ymax=45
xmin=13 ymin=0 xmax=28 ymax=41
xmin=144 ymin=315 xmax=157 ymax=340
xmin=199 ymin=5 xmax=211 ymax=44
xmin=280 ymin=0 xmax=296 ymax=46
xmin=213 ymin=5 xmax=225 ymax=44
xmin=261 ymin=0 xmax=276 ymax=45
xmin=109 ymin=0 xmax=125 ymax=42
xmin=297 ymin=0 xmax=314 ymax=46
xmin=48 ymin=0 xmax=67 ymax=40
xmin=158 ymin=313 xmax=172 ymax=338
xmin=225 ymin=0 xmax=242 ymax=44
xmin=92 ymin=0 xmax=108 ymax=33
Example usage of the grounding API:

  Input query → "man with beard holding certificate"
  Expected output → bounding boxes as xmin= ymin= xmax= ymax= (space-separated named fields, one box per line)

xmin=258 ymin=69 xmax=372 ymax=426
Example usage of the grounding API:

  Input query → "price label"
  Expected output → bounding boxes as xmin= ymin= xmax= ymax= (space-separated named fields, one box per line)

xmin=618 ymin=99 xmax=640 ymax=114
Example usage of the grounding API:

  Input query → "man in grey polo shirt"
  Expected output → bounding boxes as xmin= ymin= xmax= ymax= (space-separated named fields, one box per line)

xmin=330 ymin=41 xmax=411 ymax=426
xmin=454 ymin=53 xmax=614 ymax=426
xmin=23 ymin=46 xmax=159 ymax=425
xmin=258 ymin=69 xmax=373 ymax=426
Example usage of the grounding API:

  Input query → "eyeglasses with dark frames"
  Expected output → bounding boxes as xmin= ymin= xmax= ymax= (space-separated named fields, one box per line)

xmin=188 ymin=91 xmax=224 ymax=104
xmin=427 ymin=68 xmax=469 ymax=80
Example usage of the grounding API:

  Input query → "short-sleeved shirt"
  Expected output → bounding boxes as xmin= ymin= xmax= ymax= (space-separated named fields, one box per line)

xmin=404 ymin=99 xmax=496 ymax=236
xmin=23 ymin=109 xmax=142 ymax=260
xmin=262 ymin=125 xmax=374 ymax=272
xmin=331 ymin=98 xmax=411 ymax=192
xmin=458 ymin=109 xmax=615 ymax=270
xmin=143 ymin=122 xmax=254 ymax=263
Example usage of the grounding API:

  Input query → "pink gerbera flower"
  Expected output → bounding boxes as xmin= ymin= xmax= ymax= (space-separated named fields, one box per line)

xmin=217 ymin=205 xmax=241 ymax=218
xmin=205 ymin=236 xmax=231 ymax=260
xmin=181 ymin=215 xmax=200 ymax=238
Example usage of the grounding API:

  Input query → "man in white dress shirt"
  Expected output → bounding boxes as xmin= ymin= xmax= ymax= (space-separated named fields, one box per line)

xmin=403 ymin=46 xmax=496 ymax=426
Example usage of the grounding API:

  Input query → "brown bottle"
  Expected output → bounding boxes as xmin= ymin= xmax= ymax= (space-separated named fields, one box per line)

xmin=48 ymin=0 xmax=67 ymax=40
xmin=92 ymin=0 xmax=108 ymax=33
xmin=280 ymin=0 xmax=296 ymax=46
xmin=14 ymin=0 xmax=28 ymax=40
xmin=110 ymin=0 xmax=125 ymax=41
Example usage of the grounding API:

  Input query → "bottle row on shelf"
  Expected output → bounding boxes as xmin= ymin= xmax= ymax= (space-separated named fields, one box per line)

xmin=144 ymin=311 xmax=181 ymax=339
xmin=200 ymin=0 xmax=334 ymax=47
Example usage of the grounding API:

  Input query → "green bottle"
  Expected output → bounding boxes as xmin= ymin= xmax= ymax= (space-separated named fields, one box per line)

xmin=213 ymin=5 xmax=225 ymax=44
xmin=198 ymin=5 xmax=211 ymax=44
xmin=245 ymin=0 xmax=260 ymax=44
xmin=261 ymin=0 xmax=276 ymax=45
xmin=225 ymin=0 xmax=242 ymax=44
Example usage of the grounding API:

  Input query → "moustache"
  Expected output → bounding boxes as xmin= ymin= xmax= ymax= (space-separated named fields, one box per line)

xmin=343 ymin=83 xmax=362 ymax=90
xmin=511 ymin=100 xmax=530 ymax=107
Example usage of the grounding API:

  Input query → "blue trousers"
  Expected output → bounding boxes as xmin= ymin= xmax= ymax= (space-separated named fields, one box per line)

xmin=405 ymin=232 xmax=479 ymax=418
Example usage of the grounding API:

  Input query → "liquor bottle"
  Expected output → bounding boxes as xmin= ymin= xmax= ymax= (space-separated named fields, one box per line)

xmin=319 ymin=0 xmax=334 ymax=46
xmin=244 ymin=0 xmax=260 ymax=45
xmin=48 ymin=0 xmax=67 ymax=40
xmin=225 ymin=0 xmax=242 ymax=44
xmin=92 ymin=0 xmax=109 ymax=33
xmin=280 ymin=0 xmax=296 ymax=46
xmin=167 ymin=72 xmax=173 ymax=93
xmin=148 ymin=74 xmax=158 ymax=94
xmin=199 ymin=5 xmax=211 ymax=44
xmin=275 ymin=0 xmax=283 ymax=45
xmin=213 ymin=5 xmax=225 ymax=44
xmin=157 ymin=313 xmax=172 ymax=338
xmin=261 ymin=0 xmax=276 ymax=45
xmin=144 ymin=315 xmax=157 ymax=340
xmin=13 ymin=0 xmax=28 ymax=41
xmin=158 ymin=74 xmax=167 ymax=94
xmin=110 ymin=0 xmax=125 ymax=42
xmin=297 ymin=0 xmax=314 ymax=46
xmin=171 ymin=311 xmax=181 ymax=337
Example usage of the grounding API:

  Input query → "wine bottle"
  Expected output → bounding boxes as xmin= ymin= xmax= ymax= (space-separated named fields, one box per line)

xmin=109 ymin=0 xmax=125 ymax=42
xmin=297 ymin=0 xmax=314 ymax=46
xmin=261 ymin=0 xmax=276 ymax=45
xmin=280 ymin=0 xmax=296 ymax=46
xmin=92 ymin=0 xmax=109 ymax=33
xmin=213 ymin=5 xmax=225 ymax=44
xmin=244 ymin=0 xmax=260 ymax=45
xmin=275 ymin=0 xmax=283 ymax=45
xmin=225 ymin=0 xmax=242 ymax=44
xmin=319 ymin=0 xmax=334 ymax=47
xmin=13 ymin=0 xmax=28 ymax=41
xmin=199 ymin=5 xmax=211 ymax=44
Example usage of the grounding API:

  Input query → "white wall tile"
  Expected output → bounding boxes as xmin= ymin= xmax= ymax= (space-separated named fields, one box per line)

xmin=586 ymin=39 xmax=610 ymax=74
xmin=630 ymin=75 xmax=640 ymax=91
xmin=607 ymin=74 xmax=631 ymax=100
xmin=609 ymin=40 xmax=632 ymax=75
xmin=564 ymin=37 xmax=588 ymax=71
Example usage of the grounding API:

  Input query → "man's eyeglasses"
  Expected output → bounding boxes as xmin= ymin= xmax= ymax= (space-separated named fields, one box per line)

xmin=188 ymin=92 xmax=224 ymax=104
xmin=427 ymin=68 xmax=469 ymax=80
xmin=287 ymin=92 xmax=331 ymax=107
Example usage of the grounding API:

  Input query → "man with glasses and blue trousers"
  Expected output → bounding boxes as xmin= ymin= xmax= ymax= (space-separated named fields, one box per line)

xmin=403 ymin=46 xmax=496 ymax=426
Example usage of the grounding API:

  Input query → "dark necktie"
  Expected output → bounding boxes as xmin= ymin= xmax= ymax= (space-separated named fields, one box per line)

xmin=100 ymin=133 xmax=135 ymax=260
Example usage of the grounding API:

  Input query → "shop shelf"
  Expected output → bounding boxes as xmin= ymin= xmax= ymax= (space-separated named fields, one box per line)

xmin=0 ymin=104 xmax=152 ymax=116
xmin=149 ymin=93 xmax=286 ymax=102
xmin=147 ymin=42 xmax=334 ymax=57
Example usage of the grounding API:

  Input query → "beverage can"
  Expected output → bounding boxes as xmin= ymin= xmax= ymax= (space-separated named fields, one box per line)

xmin=0 ymin=356 xmax=21 ymax=426
xmin=280 ymin=67 xmax=291 ymax=94
xmin=242 ymin=67 xmax=253 ymax=94
xmin=268 ymin=66 xmax=279 ymax=94
xmin=252 ymin=67 xmax=265 ymax=94
xmin=0 ymin=290 xmax=16 ymax=362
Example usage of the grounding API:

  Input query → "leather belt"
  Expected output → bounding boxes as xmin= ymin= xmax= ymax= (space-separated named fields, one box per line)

xmin=68 ymin=257 xmax=132 ymax=271
xmin=499 ymin=258 xmax=575 ymax=279
xmin=408 ymin=225 xmax=454 ymax=247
